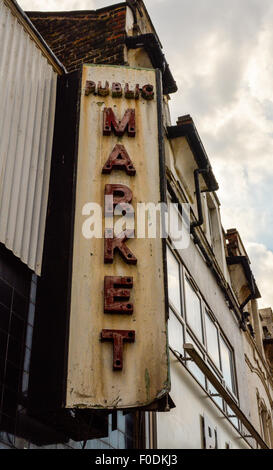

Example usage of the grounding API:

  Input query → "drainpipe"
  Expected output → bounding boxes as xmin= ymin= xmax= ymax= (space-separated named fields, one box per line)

xmin=191 ymin=167 xmax=210 ymax=229
xmin=239 ymin=273 xmax=256 ymax=331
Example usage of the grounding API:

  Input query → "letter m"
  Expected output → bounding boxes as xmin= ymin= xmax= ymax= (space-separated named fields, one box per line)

xmin=103 ymin=108 xmax=136 ymax=137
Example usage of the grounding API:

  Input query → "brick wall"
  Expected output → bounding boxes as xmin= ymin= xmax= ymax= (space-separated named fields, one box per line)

xmin=28 ymin=6 xmax=127 ymax=72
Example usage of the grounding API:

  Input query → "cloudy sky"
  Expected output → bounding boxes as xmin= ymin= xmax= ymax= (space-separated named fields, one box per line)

xmin=19 ymin=0 xmax=273 ymax=309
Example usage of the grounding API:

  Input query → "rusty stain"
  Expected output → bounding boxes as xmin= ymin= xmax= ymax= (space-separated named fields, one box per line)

xmin=145 ymin=368 xmax=151 ymax=401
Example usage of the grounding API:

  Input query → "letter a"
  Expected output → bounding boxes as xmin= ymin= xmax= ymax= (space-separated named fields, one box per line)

xmin=102 ymin=144 xmax=136 ymax=175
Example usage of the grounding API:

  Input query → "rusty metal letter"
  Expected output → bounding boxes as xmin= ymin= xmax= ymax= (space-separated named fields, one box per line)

xmin=104 ymin=276 xmax=133 ymax=314
xmin=141 ymin=84 xmax=154 ymax=101
xmin=85 ymin=80 xmax=96 ymax=96
xmin=104 ymin=229 xmax=137 ymax=265
xmin=98 ymin=81 xmax=110 ymax=97
xmin=112 ymin=82 xmax=122 ymax=98
xmin=104 ymin=184 xmax=134 ymax=217
xmin=101 ymin=329 xmax=135 ymax=370
xmin=103 ymin=108 xmax=136 ymax=137
xmin=124 ymin=83 xmax=140 ymax=100
xmin=102 ymin=144 xmax=136 ymax=176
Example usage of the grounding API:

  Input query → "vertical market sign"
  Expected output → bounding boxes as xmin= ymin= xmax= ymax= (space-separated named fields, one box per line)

xmin=66 ymin=64 xmax=169 ymax=409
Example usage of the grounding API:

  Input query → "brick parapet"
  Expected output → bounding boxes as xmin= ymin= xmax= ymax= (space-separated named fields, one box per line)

xmin=27 ymin=6 xmax=127 ymax=72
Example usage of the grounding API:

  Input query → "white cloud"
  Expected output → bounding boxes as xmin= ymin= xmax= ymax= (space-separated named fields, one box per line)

xmin=19 ymin=0 xmax=96 ymax=11
xmin=246 ymin=242 xmax=273 ymax=309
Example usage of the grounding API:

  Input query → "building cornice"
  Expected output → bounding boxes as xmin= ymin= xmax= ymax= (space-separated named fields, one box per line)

xmin=167 ymin=115 xmax=219 ymax=192
xmin=125 ymin=34 xmax=177 ymax=95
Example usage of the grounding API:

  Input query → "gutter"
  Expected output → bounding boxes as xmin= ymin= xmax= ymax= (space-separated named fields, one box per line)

xmin=226 ymin=255 xmax=261 ymax=331
xmin=226 ymin=256 xmax=261 ymax=301
xmin=125 ymin=33 xmax=178 ymax=95
xmin=191 ymin=168 xmax=210 ymax=229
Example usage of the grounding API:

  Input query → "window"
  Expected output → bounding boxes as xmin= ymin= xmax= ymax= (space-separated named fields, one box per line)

xmin=168 ymin=309 xmax=184 ymax=355
xmin=166 ymin=244 xmax=239 ymax=420
xmin=185 ymin=277 xmax=203 ymax=343
xmin=207 ymin=382 xmax=223 ymax=409
xmin=226 ymin=405 xmax=239 ymax=430
xmin=166 ymin=247 xmax=181 ymax=315
xmin=257 ymin=395 xmax=273 ymax=447
xmin=186 ymin=332 xmax=206 ymax=388
xmin=204 ymin=311 xmax=220 ymax=370
xmin=169 ymin=202 xmax=181 ymax=245
xmin=219 ymin=336 xmax=236 ymax=394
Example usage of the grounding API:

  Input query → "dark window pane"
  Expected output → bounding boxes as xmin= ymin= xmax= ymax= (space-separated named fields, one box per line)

xmin=10 ymin=313 xmax=25 ymax=344
xmin=7 ymin=336 xmax=23 ymax=367
xmin=5 ymin=362 xmax=20 ymax=393
xmin=0 ymin=359 xmax=5 ymax=385
xmin=0 ymin=415 xmax=16 ymax=439
xmin=12 ymin=292 xmax=28 ymax=322
xmin=0 ymin=303 xmax=10 ymax=333
xmin=0 ymin=279 xmax=12 ymax=310
xmin=125 ymin=413 xmax=134 ymax=437
xmin=2 ymin=387 xmax=17 ymax=418
xmin=0 ymin=330 xmax=8 ymax=360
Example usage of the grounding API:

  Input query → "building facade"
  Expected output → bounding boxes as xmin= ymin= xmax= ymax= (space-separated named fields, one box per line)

xmin=0 ymin=0 xmax=272 ymax=449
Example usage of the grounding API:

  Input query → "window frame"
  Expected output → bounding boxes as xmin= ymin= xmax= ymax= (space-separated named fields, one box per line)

xmin=166 ymin=245 xmax=183 ymax=317
xmin=184 ymin=274 xmax=205 ymax=345
xmin=166 ymin=241 xmax=239 ymax=408
xmin=203 ymin=309 xmax=222 ymax=377
xmin=219 ymin=334 xmax=238 ymax=399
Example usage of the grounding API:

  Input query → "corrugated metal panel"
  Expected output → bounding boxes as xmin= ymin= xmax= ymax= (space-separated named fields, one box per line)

xmin=0 ymin=0 xmax=57 ymax=275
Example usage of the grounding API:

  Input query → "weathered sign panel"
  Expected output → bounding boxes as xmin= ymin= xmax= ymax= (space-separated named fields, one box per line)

xmin=66 ymin=64 xmax=169 ymax=409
